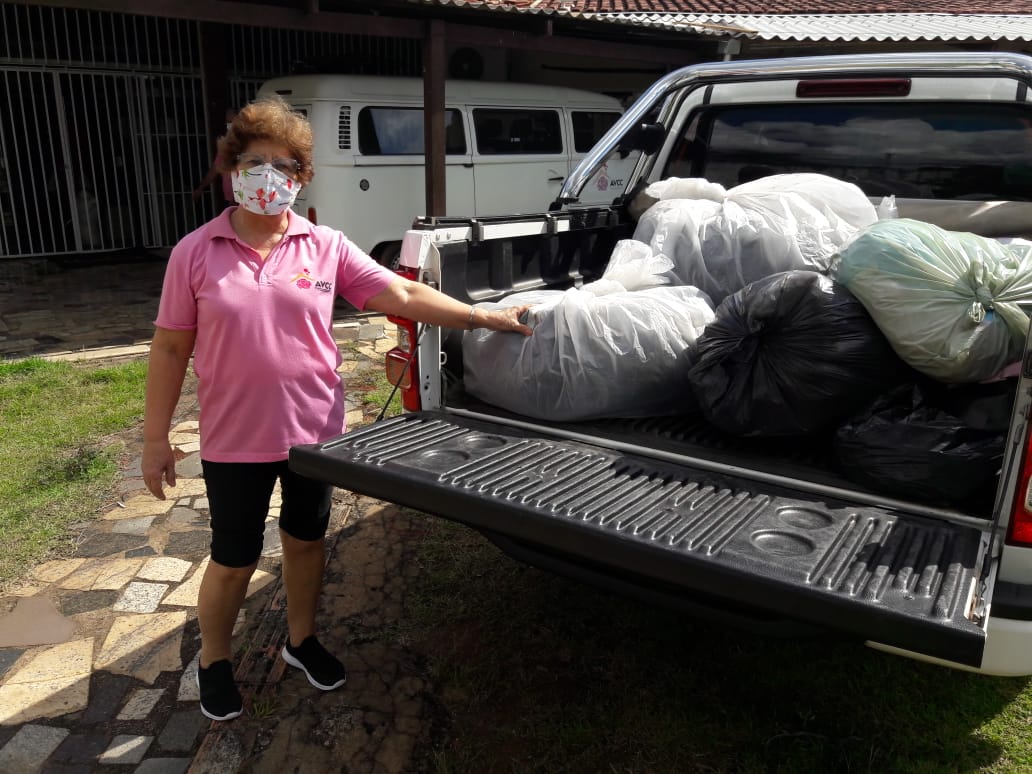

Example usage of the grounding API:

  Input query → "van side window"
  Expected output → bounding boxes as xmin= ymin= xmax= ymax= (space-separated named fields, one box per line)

xmin=473 ymin=109 xmax=562 ymax=154
xmin=357 ymin=107 xmax=466 ymax=155
xmin=571 ymin=111 xmax=621 ymax=153
xmin=679 ymin=102 xmax=1032 ymax=201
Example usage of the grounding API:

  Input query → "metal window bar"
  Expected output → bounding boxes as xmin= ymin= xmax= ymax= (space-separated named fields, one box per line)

xmin=229 ymin=78 xmax=264 ymax=112
xmin=137 ymin=73 xmax=207 ymax=246
xmin=1 ymin=4 xmax=422 ymax=257
xmin=64 ymin=72 xmax=94 ymax=251
xmin=0 ymin=90 xmax=11 ymax=257
xmin=0 ymin=5 xmax=201 ymax=72
xmin=0 ymin=64 xmax=211 ymax=257
xmin=1 ymin=70 xmax=73 ymax=256
xmin=227 ymin=23 xmax=421 ymax=80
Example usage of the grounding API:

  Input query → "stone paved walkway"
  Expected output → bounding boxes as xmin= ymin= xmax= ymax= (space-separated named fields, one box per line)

xmin=0 ymin=255 xmax=425 ymax=773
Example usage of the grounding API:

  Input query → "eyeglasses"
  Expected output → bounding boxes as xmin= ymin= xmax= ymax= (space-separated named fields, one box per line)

xmin=236 ymin=154 xmax=301 ymax=177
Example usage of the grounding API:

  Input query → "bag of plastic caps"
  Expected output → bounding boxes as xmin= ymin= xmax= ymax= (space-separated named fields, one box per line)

xmin=632 ymin=173 xmax=877 ymax=304
xmin=835 ymin=218 xmax=1032 ymax=383
xmin=463 ymin=240 xmax=715 ymax=421
xmin=685 ymin=270 xmax=908 ymax=437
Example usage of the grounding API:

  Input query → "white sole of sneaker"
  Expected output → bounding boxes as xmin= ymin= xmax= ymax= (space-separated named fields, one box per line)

xmin=281 ymin=646 xmax=347 ymax=691
xmin=195 ymin=672 xmax=243 ymax=722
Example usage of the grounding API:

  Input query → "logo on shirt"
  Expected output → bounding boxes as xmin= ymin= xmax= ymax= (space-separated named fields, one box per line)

xmin=289 ymin=268 xmax=333 ymax=292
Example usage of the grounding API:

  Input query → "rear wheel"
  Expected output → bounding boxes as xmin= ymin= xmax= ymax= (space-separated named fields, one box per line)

xmin=374 ymin=242 xmax=402 ymax=271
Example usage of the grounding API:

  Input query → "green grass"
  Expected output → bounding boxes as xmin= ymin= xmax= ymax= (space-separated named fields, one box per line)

xmin=405 ymin=516 xmax=1032 ymax=774
xmin=0 ymin=357 xmax=148 ymax=587
xmin=249 ymin=695 xmax=279 ymax=719
xmin=350 ymin=361 xmax=404 ymax=420
xmin=0 ymin=350 xmax=393 ymax=590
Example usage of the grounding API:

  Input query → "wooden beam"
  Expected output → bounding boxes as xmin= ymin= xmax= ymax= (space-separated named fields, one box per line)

xmin=423 ymin=19 xmax=447 ymax=218
xmin=197 ymin=22 xmax=229 ymax=162
xmin=15 ymin=0 xmax=701 ymax=66
xmin=443 ymin=23 xmax=693 ymax=66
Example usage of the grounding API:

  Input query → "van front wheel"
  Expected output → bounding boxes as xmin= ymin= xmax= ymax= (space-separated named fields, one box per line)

xmin=374 ymin=242 xmax=402 ymax=271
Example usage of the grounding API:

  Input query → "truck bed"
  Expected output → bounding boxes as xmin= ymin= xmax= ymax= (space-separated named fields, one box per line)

xmin=445 ymin=390 xmax=998 ymax=522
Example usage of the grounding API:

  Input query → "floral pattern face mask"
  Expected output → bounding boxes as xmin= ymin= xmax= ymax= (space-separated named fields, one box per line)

xmin=232 ymin=164 xmax=299 ymax=216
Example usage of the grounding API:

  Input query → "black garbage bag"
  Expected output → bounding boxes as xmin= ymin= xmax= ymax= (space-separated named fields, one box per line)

xmin=834 ymin=381 xmax=1015 ymax=508
xmin=927 ymin=378 xmax=1018 ymax=433
xmin=685 ymin=270 xmax=908 ymax=436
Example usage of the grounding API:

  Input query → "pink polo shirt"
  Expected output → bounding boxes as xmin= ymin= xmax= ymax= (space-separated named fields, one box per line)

xmin=155 ymin=207 xmax=397 ymax=462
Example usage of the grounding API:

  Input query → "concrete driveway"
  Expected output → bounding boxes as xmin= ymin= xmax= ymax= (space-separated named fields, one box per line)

xmin=0 ymin=252 xmax=431 ymax=773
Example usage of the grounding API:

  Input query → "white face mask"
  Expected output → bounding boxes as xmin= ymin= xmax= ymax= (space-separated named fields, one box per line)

xmin=232 ymin=165 xmax=299 ymax=216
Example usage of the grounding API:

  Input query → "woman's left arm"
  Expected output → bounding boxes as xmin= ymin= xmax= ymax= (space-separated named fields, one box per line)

xmin=364 ymin=276 xmax=533 ymax=336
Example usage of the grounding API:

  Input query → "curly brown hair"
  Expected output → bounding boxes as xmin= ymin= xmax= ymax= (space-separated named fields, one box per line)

xmin=216 ymin=95 xmax=314 ymax=185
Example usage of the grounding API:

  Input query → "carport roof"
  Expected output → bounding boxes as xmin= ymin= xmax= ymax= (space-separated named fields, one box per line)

xmin=593 ymin=13 xmax=1032 ymax=41
xmin=421 ymin=0 xmax=1032 ymax=12
xmin=414 ymin=0 xmax=1032 ymax=41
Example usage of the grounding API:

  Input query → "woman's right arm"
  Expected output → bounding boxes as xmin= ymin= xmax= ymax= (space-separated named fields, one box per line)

xmin=143 ymin=326 xmax=197 ymax=500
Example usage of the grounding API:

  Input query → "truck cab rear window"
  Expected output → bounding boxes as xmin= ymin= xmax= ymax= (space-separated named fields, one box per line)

xmin=357 ymin=107 xmax=465 ymax=155
xmin=670 ymin=102 xmax=1032 ymax=201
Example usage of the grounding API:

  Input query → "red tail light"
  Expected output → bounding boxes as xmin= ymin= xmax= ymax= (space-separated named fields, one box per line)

xmin=386 ymin=268 xmax=421 ymax=412
xmin=1008 ymin=425 xmax=1032 ymax=547
xmin=796 ymin=78 xmax=911 ymax=98
xmin=307 ymin=207 xmax=317 ymax=224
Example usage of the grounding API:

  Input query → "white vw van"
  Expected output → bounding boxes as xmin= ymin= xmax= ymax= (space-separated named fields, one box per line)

xmin=255 ymin=75 xmax=632 ymax=264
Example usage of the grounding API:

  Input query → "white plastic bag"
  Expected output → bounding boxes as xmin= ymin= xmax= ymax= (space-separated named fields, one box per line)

xmin=876 ymin=194 xmax=899 ymax=220
xmin=463 ymin=241 xmax=714 ymax=421
xmin=835 ymin=218 xmax=1032 ymax=382
xmin=632 ymin=173 xmax=877 ymax=304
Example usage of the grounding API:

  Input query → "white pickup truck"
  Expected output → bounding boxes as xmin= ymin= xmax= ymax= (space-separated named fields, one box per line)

xmin=291 ymin=52 xmax=1032 ymax=676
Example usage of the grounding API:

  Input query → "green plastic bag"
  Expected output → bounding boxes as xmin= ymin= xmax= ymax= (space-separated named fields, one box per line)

xmin=835 ymin=219 xmax=1032 ymax=382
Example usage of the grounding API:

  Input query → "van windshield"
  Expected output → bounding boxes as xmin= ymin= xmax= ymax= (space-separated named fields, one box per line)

xmin=672 ymin=102 xmax=1032 ymax=201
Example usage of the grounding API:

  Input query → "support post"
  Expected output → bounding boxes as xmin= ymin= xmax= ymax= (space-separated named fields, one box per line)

xmin=197 ymin=22 xmax=229 ymax=160
xmin=423 ymin=19 xmax=446 ymax=218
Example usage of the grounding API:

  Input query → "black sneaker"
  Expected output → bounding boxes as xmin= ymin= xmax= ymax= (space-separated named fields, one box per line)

xmin=281 ymin=636 xmax=347 ymax=690
xmin=196 ymin=659 xmax=243 ymax=721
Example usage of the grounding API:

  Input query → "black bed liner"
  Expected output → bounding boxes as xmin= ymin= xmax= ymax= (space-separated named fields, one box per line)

xmin=448 ymin=393 xmax=862 ymax=494
xmin=290 ymin=410 xmax=989 ymax=667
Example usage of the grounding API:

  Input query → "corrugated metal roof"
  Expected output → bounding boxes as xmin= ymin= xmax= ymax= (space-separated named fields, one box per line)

xmin=416 ymin=2 xmax=1032 ymax=42
xmin=409 ymin=0 xmax=725 ymax=32
xmin=595 ymin=12 xmax=1032 ymax=40
xmin=420 ymin=1 xmax=1032 ymax=15
xmin=412 ymin=0 xmax=583 ymax=16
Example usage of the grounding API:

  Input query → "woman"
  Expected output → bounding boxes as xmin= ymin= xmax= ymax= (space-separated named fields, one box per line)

xmin=143 ymin=96 xmax=532 ymax=722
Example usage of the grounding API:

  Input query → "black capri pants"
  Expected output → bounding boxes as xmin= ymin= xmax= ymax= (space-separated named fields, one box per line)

xmin=201 ymin=460 xmax=333 ymax=568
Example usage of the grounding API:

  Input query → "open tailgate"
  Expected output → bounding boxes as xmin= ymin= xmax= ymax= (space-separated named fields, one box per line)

xmin=290 ymin=410 xmax=989 ymax=667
